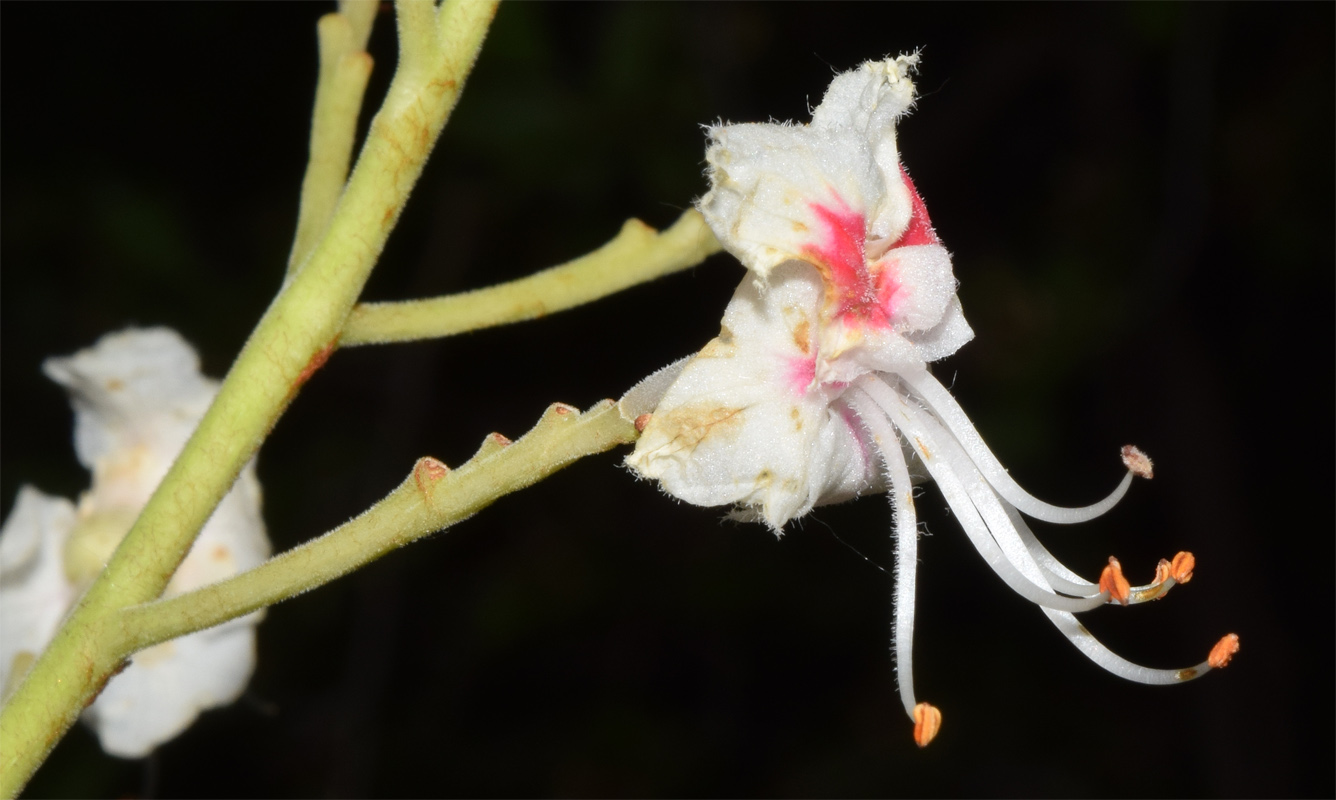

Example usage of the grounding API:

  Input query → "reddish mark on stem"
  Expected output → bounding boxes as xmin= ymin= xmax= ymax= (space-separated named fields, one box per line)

xmin=413 ymin=457 xmax=450 ymax=501
xmin=82 ymin=660 xmax=129 ymax=710
xmin=293 ymin=340 xmax=338 ymax=393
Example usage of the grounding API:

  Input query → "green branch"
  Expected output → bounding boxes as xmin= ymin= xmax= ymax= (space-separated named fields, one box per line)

xmin=115 ymin=399 xmax=638 ymax=656
xmin=0 ymin=3 xmax=498 ymax=794
xmin=340 ymin=209 xmax=721 ymax=346
xmin=286 ymin=2 xmax=378 ymax=277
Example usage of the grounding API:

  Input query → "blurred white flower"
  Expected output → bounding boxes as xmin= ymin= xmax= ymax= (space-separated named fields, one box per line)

xmin=0 ymin=327 xmax=270 ymax=758
xmin=627 ymin=56 xmax=1237 ymax=746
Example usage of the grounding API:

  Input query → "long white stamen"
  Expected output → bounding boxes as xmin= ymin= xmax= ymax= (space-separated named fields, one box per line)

xmin=999 ymin=502 xmax=1099 ymax=595
xmin=910 ymin=396 xmax=1182 ymax=605
xmin=846 ymin=388 xmax=922 ymax=719
xmin=1001 ymin=498 xmax=1188 ymax=605
xmin=869 ymin=379 xmax=1237 ymax=685
xmin=1004 ymin=496 xmax=1191 ymax=603
xmin=898 ymin=368 xmax=1135 ymax=524
xmin=1004 ymin=510 xmax=1095 ymax=590
xmin=1041 ymin=608 xmax=1236 ymax=684
xmin=858 ymin=380 xmax=1107 ymax=613
xmin=859 ymin=379 xmax=1187 ymax=614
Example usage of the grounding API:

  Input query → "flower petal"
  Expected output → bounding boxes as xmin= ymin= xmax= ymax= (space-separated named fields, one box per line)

xmin=3 ymin=327 xmax=272 ymax=755
xmin=810 ymin=55 xmax=920 ymax=237
xmin=874 ymin=243 xmax=958 ymax=334
xmin=905 ymin=295 xmax=975 ymax=363
xmin=85 ymin=618 xmax=258 ymax=758
xmin=0 ymin=487 xmax=78 ymax=700
xmin=627 ymin=264 xmax=881 ymax=530
xmin=700 ymin=123 xmax=893 ymax=281
xmin=699 ymin=59 xmax=928 ymax=279
xmin=42 ymin=328 xmax=217 ymax=509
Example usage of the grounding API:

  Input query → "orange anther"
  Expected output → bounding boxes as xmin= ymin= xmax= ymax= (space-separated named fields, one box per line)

xmin=1170 ymin=551 xmax=1194 ymax=584
xmin=634 ymin=413 xmax=653 ymax=433
xmin=1099 ymin=556 xmax=1132 ymax=605
xmin=1120 ymin=445 xmax=1154 ymax=479
xmin=1208 ymin=633 xmax=1239 ymax=669
xmin=913 ymin=702 xmax=942 ymax=748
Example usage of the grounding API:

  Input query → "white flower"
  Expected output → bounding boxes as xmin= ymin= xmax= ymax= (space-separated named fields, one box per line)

xmin=626 ymin=56 xmax=1238 ymax=746
xmin=0 ymin=327 xmax=270 ymax=758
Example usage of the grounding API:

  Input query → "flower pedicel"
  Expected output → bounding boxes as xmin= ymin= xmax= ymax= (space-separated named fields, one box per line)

xmin=625 ymin=55 xmax=1237 ymax=747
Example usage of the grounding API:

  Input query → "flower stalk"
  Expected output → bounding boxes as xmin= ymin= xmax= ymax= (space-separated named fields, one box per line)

xmin=1 ymin=387 xmax=637 ymax=795
xmin=286 ymin=0 xmax=378 ymax=277
xmin=340 ymin=210 xmax=721 ymax=346
xmin=115 ymin=399 xmax=638 ymax=675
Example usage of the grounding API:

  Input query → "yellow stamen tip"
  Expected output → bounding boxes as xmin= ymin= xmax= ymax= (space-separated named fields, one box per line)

xmin=1208 ymin=633 xmax=1240 ymax=669
xmin=1170 ymin=551 xmax=1195 ymax=584
xmin=1099 ymin=556 xmax=1132 ymax=605
xmin=913 ymin=702 xmax=942 ymax=748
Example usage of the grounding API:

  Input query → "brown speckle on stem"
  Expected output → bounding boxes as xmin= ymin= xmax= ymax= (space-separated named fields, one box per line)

xmin=413 ymin=457 xmax=450 ymax=502
xmin=82 ymin=660 xmax=129 ymax=710
xmin=292 ymin=340 xmax=338 ymax=393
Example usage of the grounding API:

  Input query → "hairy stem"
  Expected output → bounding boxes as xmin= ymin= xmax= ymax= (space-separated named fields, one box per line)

xmin=340 ymin=209 xmax=722 ymax=346
xmin=0 ymin=3 xmax=498 ymax=793
xmin=116 ymin=400 xmax=637 ymax=654
xmin=286 ymin=2 xmax=378 ymax=277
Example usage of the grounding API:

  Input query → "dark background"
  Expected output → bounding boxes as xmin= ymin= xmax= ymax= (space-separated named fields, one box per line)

xmin=4 ymin=3 xmax=1331 ymax=797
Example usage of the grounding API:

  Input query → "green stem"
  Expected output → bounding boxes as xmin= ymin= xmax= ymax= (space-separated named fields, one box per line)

xmin=286 ymin=4 xmax=377 ymax=277
xmin=115 ymin=400 xmax=637 ymax=654
xmin=339 ymin=0 xmax=378 ymax=49
xmin=340 ymin=209 xmax=722 ymax=346
xmin=0 ymin=3 xmax=498 ymax=794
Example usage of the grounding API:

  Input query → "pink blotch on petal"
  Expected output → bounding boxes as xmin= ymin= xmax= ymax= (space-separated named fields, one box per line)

xmin=786 ymin=354 xmax=817 ymax=395
xmin=803 ymin=198 xmax=891 ymax=330
xmin=801 ymin=172 xmax=939 ymax=334
xmin=875 ymin=257 xmax=907 ymax=321
xmin=837 ymin=402 xmax=876 ymax=475
xmin=892 ymin=166 xmax=940 ymax=248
